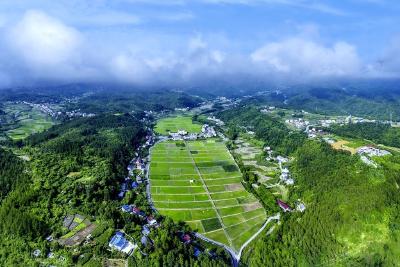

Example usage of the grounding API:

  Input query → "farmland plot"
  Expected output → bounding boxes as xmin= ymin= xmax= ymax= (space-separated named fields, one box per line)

xmin=150 ymin=139 xmax=266 ymax=252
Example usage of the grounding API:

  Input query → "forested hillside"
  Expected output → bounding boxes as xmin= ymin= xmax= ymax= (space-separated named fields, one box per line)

xmin=0 ymin=148 xmax=29 ymax=200
xmin=67 ymin=90 xmax=202 ymax=113
xmin=0 ymin=114 xmax=147 ymax=265
xmin=242 ymin=141 xmax=400 ymax=266
xmin=331 ymin=122 xmax=400 ymax=148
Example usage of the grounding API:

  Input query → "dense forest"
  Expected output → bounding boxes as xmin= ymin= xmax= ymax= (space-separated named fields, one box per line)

xmin=285 ymin=87 xmax=398 ymax=120
xmin=0 ymin=113 xmax=147 ymax=265
xmin=242 ymin=141 xmax=400 ymax=266
xmin=66 ymin=89 xmax=202 ymax=114
xmin=0 ymin=148 xmax=29 ymax=200
xmin=331 ymin=122 xmax=400 ymax=148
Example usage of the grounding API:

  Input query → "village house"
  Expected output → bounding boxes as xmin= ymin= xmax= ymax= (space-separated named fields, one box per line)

xmin=285 ymin=118 xmax=309 ymax=130
xmin=32 ymin=249 xmax=41 ymax=258
xmin=141 ymin=235 xmax=153 ymax=247
xmin=280 ymin=168 xmax=294 ymax=185
xmin=121 ymin=205 xmax=132 ymax=213
xmin=184 ymin=133 xmax=198 ymax=140
xmin=118 ymin=182 xmax=128 ymax=198
xmin=193 ymin=247 xmax=202 ymax=258
xmin=276 ymin=156 xmax=289 ymax=163
xmin=360 ymin=155 xmax=378 ymax=167
xmin=131 ymin=181 xmax=139 ymax=190
xmin=132 ymin=207 xmax=146 ymax=218
xmin=109 ymin=232 xmax=137 ymax=254
xmin=142 ymin=225 xmax=151 ymax=236
xmin=178 ymin=129 xmax=188 ymax=135
xmin=296 ymin=201 xmax=306 ymax=212
xmin=146 ymin=215 xmax=158 ymax=227
xmin=277 ymin=199 xmax=292 ymax=212
xmin=170 ymin=132 xmax=184 ymax=140
xmin=179 ymin=233 xmax=192 ymax=245
xmin=200 ymin=124 xmax=217 ymax=138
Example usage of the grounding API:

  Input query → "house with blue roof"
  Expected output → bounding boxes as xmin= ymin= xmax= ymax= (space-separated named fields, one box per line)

xmin=121 ymin=205 xmax=132 ymax=213
xmin=142 ymin=225 xmax=150 ymax=236
xmin=131 ymin=181 xmax=138 ymax=189
xmin=194 ymin=247 xmax=202 ymax=258
xmin=108 ymin=231 xmax=137 ymax=254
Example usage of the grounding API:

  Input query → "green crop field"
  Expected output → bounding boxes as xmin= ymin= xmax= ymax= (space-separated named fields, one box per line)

xmin=154 ymin=115 xmax=202 ymax=135
xmin=149 ymin=139 xmax=267 ymax=253
xmin=2 ymin=103 xmax=55 ymax=140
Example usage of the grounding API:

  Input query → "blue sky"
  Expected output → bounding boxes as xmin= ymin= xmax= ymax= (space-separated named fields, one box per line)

xmin=0 ymin=0 xmax=399 ymax=87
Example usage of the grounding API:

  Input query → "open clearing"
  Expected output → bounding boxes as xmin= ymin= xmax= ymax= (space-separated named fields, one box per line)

xmin=331 ymin=140 xmax=357 ymax=154
xmin=154 ymin=115 xmax=202 ymax=135
xmin=150 ymin=139 xmax=266 ymax=253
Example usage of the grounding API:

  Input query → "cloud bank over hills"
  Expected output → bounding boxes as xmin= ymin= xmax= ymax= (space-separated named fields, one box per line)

xmin=0 ymin=1 xmax=399 ymax=88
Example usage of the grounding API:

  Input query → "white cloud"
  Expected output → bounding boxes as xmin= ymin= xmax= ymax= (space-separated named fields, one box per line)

xmin=8 ymin=10 xmax=81 ymax=67
xmin=251 ymin=38 xmax=362 ymax=78
xmin=368 ymin=36 xmax=400 ymax=77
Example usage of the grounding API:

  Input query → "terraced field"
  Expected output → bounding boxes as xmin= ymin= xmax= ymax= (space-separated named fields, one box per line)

xmin=2 ymin=103 xmax=55 ymax=140
xmin=154 ymin=115 xmax=202 ymax=135
xmin=150 ymin=139 xmax=266 ymax=252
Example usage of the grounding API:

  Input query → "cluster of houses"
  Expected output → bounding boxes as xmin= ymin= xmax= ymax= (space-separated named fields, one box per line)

xmin=357 ymin=146 xmax=391 ymax=168
xmin=121 ymin=204 xmax=160 ymax=227
xmin=285 ymin=118 xmax=310 ymax=130
xmin=109 ymin=130 xmax=161 ymax=256
xmin=277 ymin=156 xmax=294 ymax=186
xmin=201 ymin=124 xmax=217 ymax=138
xmin=175 ymin=107 xmax=190 ymax=112
xmin=260 ymin=106 xmax=276 ymax=114
xmin=264 ymin=147 xmax=295 ymax=186
xmin=168 ymin=124 xmax=217 ymax=141
xmin=305 ymin=127 xmax=327 ymax=139
xmin=110 ymin=205 xmax=161 ymax=255
xmin=32 ymin=248 xmax=67 ymax=262
xmin=280 ymin=167 xmax=294 ymax=185
xmin=65 ymin=110 xmax=95 ymax=119
xmin=170 ymin=130 xmax=198 ymax=141
xmin=121 ymin=133 xmax=155 ymax=198
xmin=357 ymin=146 xmax=391 ymax=157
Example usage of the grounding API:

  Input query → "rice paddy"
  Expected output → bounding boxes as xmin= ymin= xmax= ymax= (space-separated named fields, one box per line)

xmin=149 ymin=138 xmax=266 ymax=252
xmin=154 ymin=115 xmax=202 ymax=135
